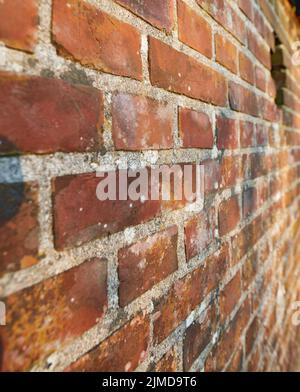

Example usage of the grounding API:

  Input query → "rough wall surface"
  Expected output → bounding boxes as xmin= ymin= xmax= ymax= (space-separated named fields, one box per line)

xmin=1 ymin=0 xmax=300 ymax=372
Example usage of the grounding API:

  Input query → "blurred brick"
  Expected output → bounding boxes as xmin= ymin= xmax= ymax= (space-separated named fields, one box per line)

xmin=118 ymin=226 xmax=178 ymax=306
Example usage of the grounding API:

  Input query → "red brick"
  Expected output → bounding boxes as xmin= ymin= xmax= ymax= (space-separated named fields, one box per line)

xmin=256 ymin=123 xmax=268 ymax=146
xmin=216 ymin=115 xmax=239 ymax=150
xmin=0 ymin=258 xmax=107 ymax=371
xmin=247 ymin=28 xmax=271 ymax=69
xmin=226 ymin=345 xmax=243 ymax=371
xmin=0 ymin=0 xmax=38 ymax=52
xmin=0 ymin=72 xmax=103 ymax=154
xmin=238 ymin=0 xmax=253 ymax=20
xmin=154 ymin=347 xmax=178 ymax=372
xmin=66 ymin=314 xmax=149 ymax=372
xmin=197 ymin=0 xmax=246 ymax=44
xmin=183 ymin=305 xmax=217 ymax=370
xmin=220 ymin=272 xmax=242 ymax=320
xmin=0 ymin=182 xmax=39 ymax=276
xmin=205 ymin=298 xmax=250 ymax=371
xmin=116 ymin=0 xmax=174 ymax=31
xmin=203 ymin=159 xmax=220 ymax=194
xmin=149 ymin=37 xmax=227 ymax=106
xmin=239 ymin=52 xmax=255 ymax=84
xmin=52 ymin=171 xmax=161 ymax=250
xmin=52 ymin=0 xmax=142 ymax=79
xmin=218 ymin=195 xmax=241 ymax=236
xmin=215 ymin=34 xmax=237 ymax=73
xmin=153 ymin=268 xmax=203 ymax=344
xmin=118 ymin=226 xmax=178 ymax=306
xmin=201 ymin=244 xmax=229 ymax=296
xmin=112 ymin=93 xmax=173 ymax=151
xmin=255 ymin=65 xmax=267 ymax=91
xmin=184 ymin=208 xmax=216 ymax=261
xmin=229 ymin=82 xmax=259 ymax=117
xmin=219 ymin=155 xmax=241 ymax=189
xmin=179 ymin=107 xmax=213 ymax=149
xmin=52 ymin=167 xmax=195 ymax=250
xmin=240 ymin=120 xmax=255 ymax=148
xmin=177 ymin=0 xmax=212 ymax=58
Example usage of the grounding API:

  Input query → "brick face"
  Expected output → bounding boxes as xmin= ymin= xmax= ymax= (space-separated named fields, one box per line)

xmin=66 ymin=314 xmax=150 ymax=372
xmin=1 ymin=0 xmax=300 ymax=374
xmin=0 ymin=258 xmax=107 ymax=371
xmin=149 ymin=37 xmax=227 ymax=106
xmin=52 ymin=0 xmax=142 ymax=79
xmin=177 ymin=0 xmax=212 ymax=59
xmin=179 ymin=107 xmax=213 ymax=149
xmin=0 ymin=0 xmax=38 ymax=52
xmin=0 ymin=72 xmax=104 ymax=154
xmin=116 ymin=0 xmax=174 ymax=31
xmin=118 ymin=226 xmax=178 ymax=306
xmin=112 ymin=93 xmax=173 ymax=150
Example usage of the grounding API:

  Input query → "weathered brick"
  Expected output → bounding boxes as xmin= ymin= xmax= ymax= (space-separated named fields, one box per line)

xmin=0 ymin=0 xmax=38 ymax=52
xmin=183 ymin=304 xmax=217 ymax=370
xmin=0 ymin=182 xmax=39 ymax=276
xmin=247 ymin=28 xmax=271 ymax=69
xmin=215 ymin=34 xmax=237 ymax=73
xmin=154 ymin=347 xmax=178 ymax=372
xmin=153 ymin=268 xmax=203 ymax=344
xmin=197 ymin=0 xmax=246 ymax=44
xmin=0 ymin=72 xmax=103 ymax=154
xmin=184 ymin=208 xmax=216 ymax=261
xmin=238 ymin=0 xmax=253 ymax=21
xmin=177 ymin=0 xmax=212 ymax=58
xmin=240 ymin=120 xmax=255 ymax=148
xmin=52 ymin=167 xmax=195 ymax=250
xmin=118 ymin=226 xmax=178 ymax=306
xmin=149 ymin=37 xmax=227 ymax=106
xmin=219 ymin=155 xmax=241 ymax=189
xmin=220 ymin=272 xmax=242 ymax=321
xmin=205 ymin=298 xmax=250 ymax=371
xmin=229 ymin=82 xmax=259 ymax=117
xmin=216 ymin=114 xmax=239 ymax=150
xmin=52 ymin=0 xmax=142 ymax=79
xmin=66 ymin=314 xmax=149 ymax=372
xmin=53 ymin=171 xmax=161 ymax=250
xmin=179 ymin=107 xmax=213 ymax=149
xmin=239 ymin=52 xmax=255 ymax=84
xmin=255 ymin=66 xmax=267 ymax=92
xmin=116 ymin=0 xmax=174 ymax=31
xmin=0 ymin=258 xmax=107 ymax=371
xmin=112 ymin=93 xmax=173 ymax=151
xmin=218 ymin=195 xmax=241 ymax=236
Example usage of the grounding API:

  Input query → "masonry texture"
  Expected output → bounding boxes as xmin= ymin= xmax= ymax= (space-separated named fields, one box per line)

xmin=1 ymin=0 xmax=300 ymax=372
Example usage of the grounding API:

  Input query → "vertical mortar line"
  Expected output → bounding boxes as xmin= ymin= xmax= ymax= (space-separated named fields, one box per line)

xmin=177 ymin=215 xmax=188 ymax=269
xmin=38 ymin=0 xmax=53 ymax=45
xmin=102 ymin=91 xmax=114 ymax=152
xmin=38 ymin=176 xmax=55 ymax=253
xmin=172 ymin=0 xmax=179 ymax=41
xmin=106 ymin=247 xmax=120 ymax=311
xmin=141 ymin=34 xmax=150 ymax=83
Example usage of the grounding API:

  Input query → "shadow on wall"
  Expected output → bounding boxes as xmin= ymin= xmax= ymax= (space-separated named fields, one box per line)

xmin=0 ymin=138 xmax=24 ymax=226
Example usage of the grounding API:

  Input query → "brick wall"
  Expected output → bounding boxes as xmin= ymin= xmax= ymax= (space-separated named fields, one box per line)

xmin=1 ymin=0 xmax=300 ymax=372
